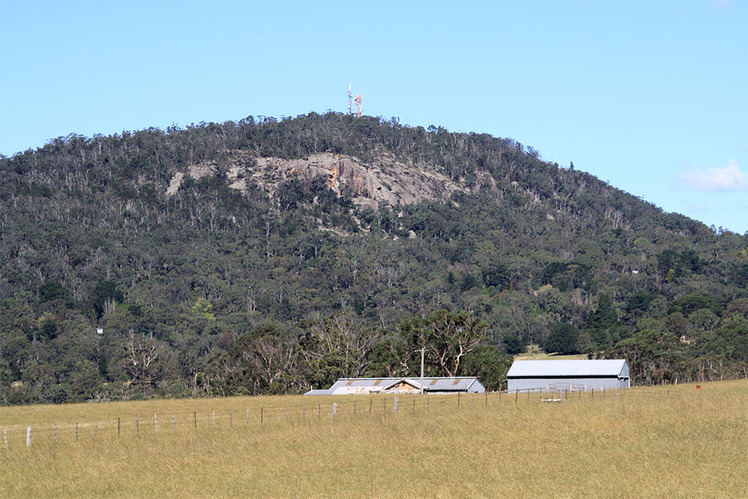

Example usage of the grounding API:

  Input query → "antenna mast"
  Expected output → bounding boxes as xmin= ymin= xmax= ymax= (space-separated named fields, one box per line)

xmin=347 ymin=83 xmax=363 ymax=117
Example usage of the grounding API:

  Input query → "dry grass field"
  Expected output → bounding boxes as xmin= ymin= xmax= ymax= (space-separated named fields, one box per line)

xmin=1 ymin=380 xmax=746 ymax=498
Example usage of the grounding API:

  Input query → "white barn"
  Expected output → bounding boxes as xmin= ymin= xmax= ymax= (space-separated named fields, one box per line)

xmin=305 ymin=377 xmax=485 ymax=395
xmin=507 ymin=359 xmax=630 ymax=393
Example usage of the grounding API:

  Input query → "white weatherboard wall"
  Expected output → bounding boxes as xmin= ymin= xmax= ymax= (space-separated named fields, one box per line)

xmin=507 ymin=359 xmax=630 ymax=392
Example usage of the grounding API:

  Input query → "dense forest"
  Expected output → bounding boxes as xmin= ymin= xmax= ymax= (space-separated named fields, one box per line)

xmin=1 ymin=112 xmax=746 ymax=404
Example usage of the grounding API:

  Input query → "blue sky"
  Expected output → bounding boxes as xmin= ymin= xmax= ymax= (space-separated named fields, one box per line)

xmin=1 ymin=0 xmax=746 ymax=234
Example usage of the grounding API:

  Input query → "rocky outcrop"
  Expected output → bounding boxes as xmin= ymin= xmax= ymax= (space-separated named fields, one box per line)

xmin=168 ymin=152 xmax=466 ymax=209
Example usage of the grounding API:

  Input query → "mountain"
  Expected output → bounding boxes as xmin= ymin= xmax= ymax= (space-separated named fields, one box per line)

xmin=1 ymin=112 xmax=746 ymax=404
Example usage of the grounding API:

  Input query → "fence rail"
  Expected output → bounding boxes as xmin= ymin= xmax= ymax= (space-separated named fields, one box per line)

xmin=0 ymin=386 xmax=696 ymax=449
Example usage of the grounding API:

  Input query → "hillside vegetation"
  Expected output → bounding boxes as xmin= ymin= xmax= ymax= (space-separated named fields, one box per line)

xmin=0 ymin=113 xmax=747 ymax=404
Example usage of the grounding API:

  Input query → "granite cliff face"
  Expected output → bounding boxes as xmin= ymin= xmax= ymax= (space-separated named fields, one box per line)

xmin=168 ymin=152 xmax=468 ymax=209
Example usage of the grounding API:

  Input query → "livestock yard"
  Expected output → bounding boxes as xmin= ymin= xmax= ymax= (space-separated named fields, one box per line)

xmin=1 ymin=380 xmax=746 ymax=497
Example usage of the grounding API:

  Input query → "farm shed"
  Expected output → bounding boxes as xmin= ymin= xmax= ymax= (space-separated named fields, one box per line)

xmin=304 ymin=377 xmax=485 ymax=395
xmin=506 ymin=359 xmax=630 ymax=393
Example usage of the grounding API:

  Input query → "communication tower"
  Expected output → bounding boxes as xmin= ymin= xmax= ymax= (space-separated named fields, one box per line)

xmin=347 ymin=83 xmax=363 ymax=117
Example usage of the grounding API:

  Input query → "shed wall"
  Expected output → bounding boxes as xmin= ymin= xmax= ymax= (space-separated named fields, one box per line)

xmin=507 ymin=376 xmax=629 ymax=392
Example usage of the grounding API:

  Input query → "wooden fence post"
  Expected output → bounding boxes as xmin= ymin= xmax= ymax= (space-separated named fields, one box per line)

xmin=333 ymin=403 xmax=338 ymax=418
xmin=118 ymin=418 xmax=120 ymax=436
xmin=26 ymin=426 xmax=31 ymax=447
xmin=515 ymin=389 xmax=519 ymax=403
xmin=194 ymin=412 xmax=197 ymax=430
xmin=458 ymin=392 xmax=461 ymax=408
xmin=318 ymin=403 xmax=321 ymax=419
xmin=4 ymin=428 xmax=7 ymax=449
xmin=230 ymin=410 xmax=233 ymax=428
xmin=246 ymin=409 xmax=249 ymax=426
xmin=369 ymin=399 xmax=372 ymax=414
xmin=75 ymin=422 xmax=78 ymax=441
xmin=393 ymin=397 xmax=399 ymax=414
xmin=53 ymin=424 xmax=56 ymax=441
xmin=154 ymin=414 xmax=158 ymax=434
xmin=172 ymin=415 xmax=176 ymax=433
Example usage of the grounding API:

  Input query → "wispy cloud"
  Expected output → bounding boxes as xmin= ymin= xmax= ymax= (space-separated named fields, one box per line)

xmin=679 ymin=160 xmax=748 ymax=191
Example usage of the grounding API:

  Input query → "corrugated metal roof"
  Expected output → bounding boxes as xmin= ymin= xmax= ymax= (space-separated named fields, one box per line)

xmin=507 ymin=359 xmax=628 ymax=378
xmin=304 ymin=377 xmax=485 ymax=395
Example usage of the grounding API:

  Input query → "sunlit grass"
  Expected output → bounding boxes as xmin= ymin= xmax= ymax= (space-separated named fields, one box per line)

xmin=1 ymin=380 xmax=746 ymax=497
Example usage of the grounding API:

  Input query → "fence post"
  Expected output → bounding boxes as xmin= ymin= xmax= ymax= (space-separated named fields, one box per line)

xmin=393 ymin=397 xmax=399 ymax=414
xmin=4 ymin=428 xmax=7 ymax=449
xmin=333 ymin=402 xmax=338 ymax=418
xmin=154 ymin=414 xmax=158 ymax=434
xmin=194 ymin=412 xmax=197 ymax=430
xmin=172 ymin=415 xmax=176 ymax=433
xmin=369 ymin=399 xmax=373 ymax=414
xmin=212 ymin=410 xmax=215 ymax=430
xmin=515 ymin=389 xmax=519 ymax=403
xmin=591 ymin=389 xmax=594 ymax=399
xmin=26 ymin=426 xmax=31 ymax=447
xmin=75 ymin=422 xmax=78 ymax=441
xmin=485 ymin=392 xmax=488 ymax=406
xmin=246 ymin=409 xmax=249 ymax=426
xmin=118 ymin=418 xmax=120 ymax=436
xmin=230 ymin=410 xmax=233 ymax=428
xmin=136 ymin=416 xmax=139 ymax=436
xmin=413 ymin=395 xmax=416 ymax=411
xmin=95 ymin=422 xmax=98 ymax=439
xmin=303 ymin=404 xmax=306 ymax=421
xmin=318 ymin=403 xmax=321 ymax=419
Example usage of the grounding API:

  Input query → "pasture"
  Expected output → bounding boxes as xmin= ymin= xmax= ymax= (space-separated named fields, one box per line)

xmin=1 ymin=380 xmax=746 ymax=497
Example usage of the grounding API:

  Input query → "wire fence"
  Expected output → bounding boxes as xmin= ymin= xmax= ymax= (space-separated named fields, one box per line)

xmin=0 ymin=386 xmax=700 ymax=450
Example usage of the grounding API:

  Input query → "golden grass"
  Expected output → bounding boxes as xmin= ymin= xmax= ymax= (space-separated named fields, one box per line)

xmin=1 ymin=380 xmax=746 ymax=498
xmin=513 ymin=344 xmax=588 ymax=361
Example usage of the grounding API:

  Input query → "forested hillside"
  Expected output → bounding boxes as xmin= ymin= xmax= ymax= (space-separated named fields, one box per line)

xmin=1 ymin=112 xmax=746 ymax=404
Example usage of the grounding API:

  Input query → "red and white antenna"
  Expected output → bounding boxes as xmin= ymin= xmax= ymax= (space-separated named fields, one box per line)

xmin=347 ymin=83 xmax=363 ymax=117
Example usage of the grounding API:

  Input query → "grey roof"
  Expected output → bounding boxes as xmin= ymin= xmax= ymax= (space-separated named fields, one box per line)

xmin=507 ymin=359 xmax=629 ymax=378
xmin=304 ymin=377 xmax=485 ymax=395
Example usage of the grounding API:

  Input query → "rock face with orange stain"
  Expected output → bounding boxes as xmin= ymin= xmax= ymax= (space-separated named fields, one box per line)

xmin=168 ymin=152 xmax=474 ymax=210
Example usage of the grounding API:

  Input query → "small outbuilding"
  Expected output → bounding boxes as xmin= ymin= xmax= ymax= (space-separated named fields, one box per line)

xmin=507 ymin=359 xmax=630 ymax=393
xmin=304 ymin=377 xmax=485 ymax=396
